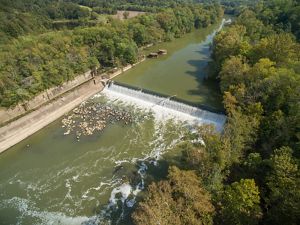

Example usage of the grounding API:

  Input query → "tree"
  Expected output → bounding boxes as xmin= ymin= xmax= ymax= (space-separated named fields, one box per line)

xmin=132 ymin=166 xmax=215 ymax=225
xmin=156 ymin=10 xmax=177 ymax=34
xmin=251 ymin=33 xmax=300 ymax=66
xmin=222 ymin=105 xmax=262 ymax=164
xmin=181 ymin=125 xmax=228 ymax=192
xmin=212 ymin=25 xmax=251 ymax=70
xmin=264 ymin=147 xmax=300 ymax=225
xmin=210 ymin=3 xmax=300 ymax=225
xmin=257 ymin=68 xmax=300 ymax=154
xmin=219 ymin=56 xmax=250 ymax=92
xmin=129 ymin=23 xmax=149 ymax=46
xmin=236 ymin=9 xmax=270 ymax=41
xmin=219 ymin=179 xmax=262 ymax=225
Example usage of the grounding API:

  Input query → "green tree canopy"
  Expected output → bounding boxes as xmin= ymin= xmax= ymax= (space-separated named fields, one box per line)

xmin=219 ymin=179 xmax=262 ymax=225
xmin=132 ymin=166 xmax=215 ymax=225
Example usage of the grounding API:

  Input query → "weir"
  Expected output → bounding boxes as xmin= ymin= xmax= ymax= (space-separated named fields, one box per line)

xmin=103 ymin=83 xmax=227 ymax=131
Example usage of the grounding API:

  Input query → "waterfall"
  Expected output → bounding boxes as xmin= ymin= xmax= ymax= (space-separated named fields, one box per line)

xmin=102 ymin=83 xmax=226 ymax=131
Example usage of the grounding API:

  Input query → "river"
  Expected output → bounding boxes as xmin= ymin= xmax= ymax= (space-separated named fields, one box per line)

xmin=0 ymin=20 xmax=226 ymax=225
xmin=115 ymin=21 xmax=224 ymax=110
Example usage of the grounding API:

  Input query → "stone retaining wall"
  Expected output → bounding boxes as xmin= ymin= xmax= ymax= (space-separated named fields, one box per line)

xmin=0 ymin=70 xmax=93 ymax=125
xmin=0 ymin=57 xmax=145 ymax=126
xmin=0 ymin=58 xmax=146 ymax=152
xmin=0 ymin=77 xmax=104 ymax=153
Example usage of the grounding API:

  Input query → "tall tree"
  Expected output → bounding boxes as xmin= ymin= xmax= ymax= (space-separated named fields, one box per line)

xmin=264 ymin=147 xmax=300 ymax=225
xmin=132 ymin=166 xmax=215 ymax=225
xmin=219 ymin=179 xmax=262 ymax=225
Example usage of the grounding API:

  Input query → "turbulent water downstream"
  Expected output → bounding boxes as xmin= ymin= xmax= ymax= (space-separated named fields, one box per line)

xmin=0 ymin=20 xmax=227 ymax=225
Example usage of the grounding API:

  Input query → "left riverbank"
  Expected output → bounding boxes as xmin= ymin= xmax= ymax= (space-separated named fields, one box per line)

xmin=0 ymin=76 xmax=104 ymax=153
xmin=0 ymin=58 xmax=145 ymax=153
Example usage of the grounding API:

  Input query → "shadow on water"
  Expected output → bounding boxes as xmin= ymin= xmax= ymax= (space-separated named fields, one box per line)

xmin=114 ymin=22 xmax=225 ymax=112
xmin=185 ymin=47 xmax=223 ymax=111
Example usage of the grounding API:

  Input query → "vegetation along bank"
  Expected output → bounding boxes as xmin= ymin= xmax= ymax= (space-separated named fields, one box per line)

xmin=0 ymin=0 xmax=223 ymax=108
xmin=132 ymin=1 xmax=300 ymax=225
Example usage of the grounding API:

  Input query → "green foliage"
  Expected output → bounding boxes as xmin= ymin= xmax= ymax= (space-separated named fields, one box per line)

xmin=256 ymin=0 xmax=300 ymax=40
xmin=0 ymin=10 xmax=49 ymax=43
xmin=0 ymin=2 xmax=222 ymax=107
xmin=235 ymin=9 xmax=269 ymax=41
xmin=222 ymin=106 xmax=262 ymax=163
xmin=0 ymin=32 xmax=94 ymax=107
xmin=181 ymin=125 xmax=228 ymax=192
xmin=264 ymin=147 xmax=300 ymax=225
xmin=250 ymin=33 xmax=300 ymax=66
xmin=128 ymin=23 xmax=150 ymax=46
xmin=219 ymin=179 xmax=262 ymax=225
xmin=210 ymin=3 xmax=300 ymax=224
xmin=212 ymin=25 xmax=250 ymax=69
xmin=219 ymin=56 xmax=250 ymax=93
xmin=135 ymin=5 xmax=300 ymax=222
xmin=213 ymin=9 xmax=300 ymax=157
xmin=132 ymin=166 xmax=215 ymax=225
xmin=0 ymin=0 xmax=94 ymax=43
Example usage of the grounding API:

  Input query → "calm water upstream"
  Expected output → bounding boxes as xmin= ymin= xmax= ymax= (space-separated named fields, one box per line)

xmin=115 ymin=21 xmax=224 ymax=110
xmin=0 ymin=20 xmax=226 ymax=225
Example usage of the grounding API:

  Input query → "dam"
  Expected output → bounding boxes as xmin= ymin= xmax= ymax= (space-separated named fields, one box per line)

xmin=102 ymin=82 xmax=226 ymax=131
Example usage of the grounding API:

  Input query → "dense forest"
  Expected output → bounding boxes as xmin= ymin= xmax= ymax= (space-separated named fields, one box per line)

xmin=132 ymin=0 xmax=300 ymax=225
xmin=0 ymin=0 xmax=206 ymax=43
xmin=0 ymin=0 xmax=223 ymax=107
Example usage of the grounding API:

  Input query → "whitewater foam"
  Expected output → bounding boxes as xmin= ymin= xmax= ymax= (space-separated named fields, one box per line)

xmin=101 ymin=83 xmax=226 ymax=131
xmin=0 ymin=197 xmax=89 ymax=225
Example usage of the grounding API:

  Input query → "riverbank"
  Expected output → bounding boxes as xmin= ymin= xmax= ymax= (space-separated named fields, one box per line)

xmin=0 ymin=59 xmax=145 ymax=153
xmin=0 ymin=78 xmax=104 ymax=153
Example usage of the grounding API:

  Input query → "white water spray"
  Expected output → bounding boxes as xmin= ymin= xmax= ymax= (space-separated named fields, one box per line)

xmin=102 ymin=83 xmax=226 ymax=131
